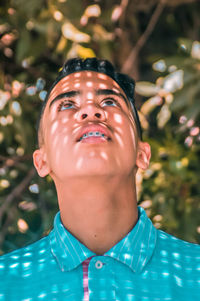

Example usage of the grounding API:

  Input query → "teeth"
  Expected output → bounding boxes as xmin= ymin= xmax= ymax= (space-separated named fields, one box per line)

xmin=80 ymin=131 xmax=107 ymax=140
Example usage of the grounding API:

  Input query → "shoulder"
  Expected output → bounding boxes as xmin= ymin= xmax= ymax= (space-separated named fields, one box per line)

xmin=0 ymin=234 xmax=52 ymax=280
xmin=156 ymin=229 xmax=200 ymax=254
xmin=154 ymin=229 xmax=200 ymax=271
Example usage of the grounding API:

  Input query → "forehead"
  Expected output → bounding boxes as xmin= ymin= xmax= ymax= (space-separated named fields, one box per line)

xmin=48 ymin=71 xmax=123 ymax=100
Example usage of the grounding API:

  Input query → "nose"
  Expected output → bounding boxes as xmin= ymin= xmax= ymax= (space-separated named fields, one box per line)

xmin=76 ymin=103 xmax=107 ymax=122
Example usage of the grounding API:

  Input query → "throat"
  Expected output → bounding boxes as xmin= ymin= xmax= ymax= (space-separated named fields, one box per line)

xmin=57 ymin=176 xmax=138 ymax=254
xmin=60 ymin=198 xmax=138 ymax=255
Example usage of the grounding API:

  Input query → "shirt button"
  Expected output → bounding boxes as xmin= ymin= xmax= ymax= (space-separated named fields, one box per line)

xmin=95 ymin=260 xmax=103 ymax=269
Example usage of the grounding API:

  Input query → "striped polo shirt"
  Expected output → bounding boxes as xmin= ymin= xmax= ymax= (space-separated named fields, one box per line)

xmin=0 ymin=206 xmax=199 ymax=300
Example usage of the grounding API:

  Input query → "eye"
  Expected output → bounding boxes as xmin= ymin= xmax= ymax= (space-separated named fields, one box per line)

xmin=102 ymin=98 xmax=118 ymax=107
xmin=58 ymin=100 xmax=76 ymax=111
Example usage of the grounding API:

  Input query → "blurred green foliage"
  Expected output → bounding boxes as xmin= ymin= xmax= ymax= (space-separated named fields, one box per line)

xmin=0 ymin=0 xmax=199 ymax=254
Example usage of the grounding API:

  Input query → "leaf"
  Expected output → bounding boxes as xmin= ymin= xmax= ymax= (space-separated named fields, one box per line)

xmin=157 ymin=104 xmax=171 ymax=128
xmin=163 ymin=70 xmax=184 ymax=93
xmin=62 ymin=22 xmax=91 ymax=43
xmin=191 ymin=41 xmax=200 ymax=60
xmin=16 ymin=29 xmax=32 ymax=63
xmin=140 ymin=95 xmax=162 ymax=115
xmin=93 ymin=24 xmax=113 ymax=41
xmin=135 ymin=81 xmax=159 ymax=97
xmin=76 ymin=45 xmax=95 ymax=59
xmin=84 ymin=4 xmax=101 ymax=18
xmin=170 ymin=82 xmax=200 ymax=111
xmin=152 ymin=59 xmax=167 ymax=72
xmin=56 ymin=36 xmax=68 ymax=53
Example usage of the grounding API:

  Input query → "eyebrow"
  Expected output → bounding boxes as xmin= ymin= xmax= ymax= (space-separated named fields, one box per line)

xmin=49 ymin=88 xmax=128 ymax=109
xmin=49 ymin=91 xmax=80 ymax=108
xmin=96 ymin=89 xmax=128 ymax=105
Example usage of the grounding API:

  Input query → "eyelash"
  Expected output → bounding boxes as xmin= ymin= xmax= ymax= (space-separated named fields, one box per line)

xmin=101 ymin=98 xmax=120 ymax=107
xmin=57 ymin=97 xmax=120 ymax=112
xmin=57 ymin=100 xmax=76 ymax=111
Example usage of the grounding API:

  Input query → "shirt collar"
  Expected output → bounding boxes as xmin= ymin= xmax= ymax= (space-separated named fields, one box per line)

xmin=49 ymin=213 xmax=95 ymax=272
xmin=50 ymin=206 xmax=157 ymax=273
xmin=105 ymin=206 xmax=157 ymax=273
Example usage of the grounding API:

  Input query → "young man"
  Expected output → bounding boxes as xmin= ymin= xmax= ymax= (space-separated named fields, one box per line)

xmin=0 ymin=58 xmax=199 ymax=300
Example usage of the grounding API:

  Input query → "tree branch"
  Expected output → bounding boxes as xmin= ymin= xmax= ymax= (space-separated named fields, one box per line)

xmin=0 ymin=167 xmax=36 ymax=222
xmin=0 ymin=209 xmax=16 ymax=247
xmin=122 ymin=0 xmax=166 ymax=74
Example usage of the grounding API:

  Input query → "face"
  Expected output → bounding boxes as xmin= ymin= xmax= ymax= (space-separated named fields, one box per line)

xmin=33 ymin=71 xmax=150 ymax=182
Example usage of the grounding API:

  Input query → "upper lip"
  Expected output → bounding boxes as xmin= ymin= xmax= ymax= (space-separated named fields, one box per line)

xmin=76 ymin=124 xmax=111 ymax=142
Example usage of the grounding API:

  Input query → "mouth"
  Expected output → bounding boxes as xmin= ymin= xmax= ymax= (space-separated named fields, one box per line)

xmin=76 ymin=125 xmax=112 ymax=143
xmin=78 ymin=131 xmax=110 ymax=142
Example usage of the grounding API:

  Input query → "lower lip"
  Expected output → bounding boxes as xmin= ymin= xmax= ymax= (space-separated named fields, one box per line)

xmin=79 ymin=137 xmax=108 ymax=144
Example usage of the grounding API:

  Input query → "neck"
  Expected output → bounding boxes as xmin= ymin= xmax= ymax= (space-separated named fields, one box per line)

xmin=54 ymin=175 xmax=138 ymax=255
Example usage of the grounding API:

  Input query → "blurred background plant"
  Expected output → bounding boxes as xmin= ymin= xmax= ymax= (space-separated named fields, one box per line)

xmin=0 ymin=0 xmax=199 ymax=254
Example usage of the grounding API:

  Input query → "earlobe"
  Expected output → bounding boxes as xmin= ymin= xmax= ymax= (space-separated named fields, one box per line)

xmin=33 ymin=148 xmax=50 ymax=177
xmin=136 ymin=141 xmax=151 ymax=170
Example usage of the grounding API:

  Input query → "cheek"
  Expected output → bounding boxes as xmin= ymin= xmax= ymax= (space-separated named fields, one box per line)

xmin=112 ymin=112 xmax=136 ymax=139
xmin=49 ymin=112 xmax=71 ymax=133
xmin=113 ymin=113 xmax=123 ymax=124
xmin=44 ymin=115 xmax=72 ymax=150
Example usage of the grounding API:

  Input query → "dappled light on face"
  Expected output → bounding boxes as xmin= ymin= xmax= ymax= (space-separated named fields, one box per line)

xmin=85 ymin=100 xmax=93 ymax=104
xmin=97 ymin=73 xmax=107 ymax=80
xmin=100 ymin=151 xmax=108 ymax=160
xmin=114 ymin=132 xmax=124 ymax=148
xmin=113 ymin=113 xmax=122 ymax=124
xmin=50 ymin=90 xmax=58 ymax=101
xmin=63 ymin=136 xmax=68 ymax=145
xmin=86 ymin=92 xmax=93 ymax=99
xmin=86 ymin=81 xmax=93 ymax=87
xmin=76 ymin=157 xmax=83 ymax=169
xmin=112 ymin=87 xmax=120 ymax=93
xmin=61 ymin=117 xmax=69 ymax=124
xmin=41 ymin=70 xmax=138 ymax=181
xmin=74 ymin=72 xmax=81 ymax=78
xmin=114 ymin=125 xmax=123 ymax=135
xmin=49 ymin=105 xmax=58 ymax=121
xmin=62 ymin=82 xmax=69 ymax=89
xmin=73 ymin=142 xmax=111 ymax=172
xmin=74 ymin=82 xmax=80 ymax=88
xmin=99 ymin=83 xmax=107 ymax=89
xmin=51 ymin=122 xmax=58 ymax=135
xmin=86 ymin=71 xmax=92 ymax=77
xmin=54 ymin=140 xmax=62 ymax=166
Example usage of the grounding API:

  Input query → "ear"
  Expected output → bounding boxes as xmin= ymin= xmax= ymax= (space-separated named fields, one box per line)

xmin=136 ymin=141 xmax=151 ymax=170
xmin=33 ymin=148 xmax=50 ymax=177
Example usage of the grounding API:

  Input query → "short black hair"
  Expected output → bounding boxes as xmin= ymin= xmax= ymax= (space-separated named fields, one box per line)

xmin=37 ymin=57 xmax=142 ymax=146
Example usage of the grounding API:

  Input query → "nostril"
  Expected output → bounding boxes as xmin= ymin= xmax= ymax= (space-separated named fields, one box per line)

xmin=82 ymin=114 xmax=87 ymax=119
xmin=95 ymin=113 xmax=101 ymax=118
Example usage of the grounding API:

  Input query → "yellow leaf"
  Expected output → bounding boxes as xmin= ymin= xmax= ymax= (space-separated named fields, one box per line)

xmin=76 ymin=45 xmax=95 ymax=59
